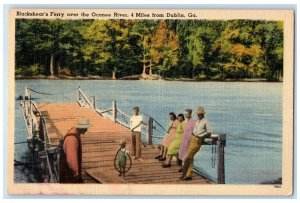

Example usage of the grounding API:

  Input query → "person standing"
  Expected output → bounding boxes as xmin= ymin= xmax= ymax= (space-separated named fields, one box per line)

xmin=59 ymin=118 xmax=90 ymax=183
xmin=180 ymin=107 xmax=211 ymax=181
xmin=178 ymin=109 xmax=196 ymax=172
xmin=117 ymin=140 xmax=130 ymax=178
xmin=130 ymin=106 xmax=143 ymax=161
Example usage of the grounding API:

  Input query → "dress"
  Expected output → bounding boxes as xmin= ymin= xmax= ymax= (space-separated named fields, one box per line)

xmin=178 ymin=118 xmax=196 ymax=160
xmin=167 ymin=121 xmax=185 ymax=155
xmin=162 ymin=120 xmax=178 ymax=147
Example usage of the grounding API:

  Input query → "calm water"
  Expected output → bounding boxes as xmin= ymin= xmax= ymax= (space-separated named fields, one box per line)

xmin=15 ymin=80 xmax=282 ymax=184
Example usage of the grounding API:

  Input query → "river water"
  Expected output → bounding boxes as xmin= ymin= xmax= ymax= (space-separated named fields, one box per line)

xmin=14 ymin=79 xmax=282 ymax=184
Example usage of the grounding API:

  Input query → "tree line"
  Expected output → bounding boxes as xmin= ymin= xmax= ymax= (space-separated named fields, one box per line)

xmin=15 ymin=19 xmax=283 ymax=81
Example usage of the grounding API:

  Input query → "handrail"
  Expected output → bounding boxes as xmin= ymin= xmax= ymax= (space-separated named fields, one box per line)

xmin=99 ymin=108 xmax=112 ymax=114
xmin=20 ymin=101 xmax=33 ymax=139
xmin=78 ymin=87 xmax=94 ymax=109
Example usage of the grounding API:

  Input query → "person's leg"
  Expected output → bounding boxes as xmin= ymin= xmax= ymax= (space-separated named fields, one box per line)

xmin=177 ymin=157 xmax=182 ymax=166
xmin=136 ymin=132 xmax=142 ymax=159
xmin=160 ymin=146 xmax=164 ymax=156
xmin=155 ymin=146 xmax=163 ymax=159
xmin=164 ymin=155 xmax=172 ymax=165
xmin=118 ymin=163 xmax=122 ymax=176
xmin=163 ymin=147 xmax=168 ymax=158
xmin=131 ymin=132 xmax=136 ymax=158
xmin=121 ymin=166 xmax=125 ymax=178
xmin=185 ymin=137 xmax=202 ymax=178
xmin=177 ymin=158 xmax=183 ymax=172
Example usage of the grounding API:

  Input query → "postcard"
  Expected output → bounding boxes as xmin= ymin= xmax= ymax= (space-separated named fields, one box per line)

xmin=7 ymin=8 xmax=294 ymax=195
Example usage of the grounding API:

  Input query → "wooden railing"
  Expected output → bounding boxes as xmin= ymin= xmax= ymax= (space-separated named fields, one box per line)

xmin=19 ymin=87 xmax=60 ymax=183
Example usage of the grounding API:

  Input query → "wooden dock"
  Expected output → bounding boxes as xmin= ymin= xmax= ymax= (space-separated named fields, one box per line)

xmin=38 ymin=102 xmax=213 ymax=184
xmin=20 ymin=87 xmax=226 ymax=184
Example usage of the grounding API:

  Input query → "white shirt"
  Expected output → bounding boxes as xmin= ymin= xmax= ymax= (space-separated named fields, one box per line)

xmin=130 ymin=115 xmax=143 ymax=132
xmin=193 ymin=117 xmax=211 ymax=138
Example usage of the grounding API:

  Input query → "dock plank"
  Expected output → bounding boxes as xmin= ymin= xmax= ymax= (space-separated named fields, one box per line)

xmin=39 ymin=102 xmax=214 ymax=184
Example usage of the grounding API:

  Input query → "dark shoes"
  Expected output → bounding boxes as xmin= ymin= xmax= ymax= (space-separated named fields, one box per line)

xmin=161 ymin=163 xmax=171 ymax=168
xmin=180 ymin=177 xmax=192 ymax=181
xmin=158 ymin=157 xmax=166 ymax=161
xmin=155 ymin=155 xmax=162 ymax=159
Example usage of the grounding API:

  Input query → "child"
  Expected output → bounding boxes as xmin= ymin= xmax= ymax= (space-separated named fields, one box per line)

xmin=117 ymin=140 xmax=130 ymax=178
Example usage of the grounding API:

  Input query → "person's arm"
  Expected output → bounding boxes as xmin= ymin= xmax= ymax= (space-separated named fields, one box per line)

xmin=195 ymin=121 xmax=212 ymax=138
xmin=129 ymin=117 xmax=133 ymax=130
xmin=125 ymin=149 xmax=130 ymax=158
xmin=131 ymin=122 xmax=142 ymax=131
xmin=167 ymin=121 xmax=177 ymax=133
xmin=131 ymin=117 xmax=143 ymax=131
xmin=64 ymin=136 xmax=79 ymax=177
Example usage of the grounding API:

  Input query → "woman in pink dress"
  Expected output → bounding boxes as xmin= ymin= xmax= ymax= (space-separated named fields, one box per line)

xmin=154 ymin=112 xmax=178 ymax=161
xmin=178 ymin=109 xmax=196 ymax=172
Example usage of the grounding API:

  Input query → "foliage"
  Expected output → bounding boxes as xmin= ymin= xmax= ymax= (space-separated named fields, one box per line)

xmin=15 ymin=19 xmax=283 ymax=81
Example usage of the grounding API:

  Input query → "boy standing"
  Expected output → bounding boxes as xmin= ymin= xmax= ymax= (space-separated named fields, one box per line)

xmin=117 ymin=140 xmax=130 ymax=178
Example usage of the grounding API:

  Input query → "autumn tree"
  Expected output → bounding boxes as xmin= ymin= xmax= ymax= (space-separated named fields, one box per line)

xmin=150 ymin=20 xmax=179 ymax=76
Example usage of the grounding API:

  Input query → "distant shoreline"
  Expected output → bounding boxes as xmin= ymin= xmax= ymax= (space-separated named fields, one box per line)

xmin=15 ymin=75 xmax=282 ymax=82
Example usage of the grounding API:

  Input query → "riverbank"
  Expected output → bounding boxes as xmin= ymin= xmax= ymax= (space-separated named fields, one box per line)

xmin=15 ymin=74 xmax=282 ymax=82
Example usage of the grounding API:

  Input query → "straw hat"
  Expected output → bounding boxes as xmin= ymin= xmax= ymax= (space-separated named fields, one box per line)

xmin=196 ymin=107 xmax=206 ymax=114
xmin=76 ymin=118 xmax=90 ymax=129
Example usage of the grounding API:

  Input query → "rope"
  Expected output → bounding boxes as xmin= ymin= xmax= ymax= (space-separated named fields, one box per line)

xmin=28 ymin=88 xmax=69 ymax=96
xmin=27 ymin=88 xmax=54 ymax=95
xmin=140 ymin=111 xmax=167 ymax=132
xmin=14 ymin=141 xmax=28 ymax=145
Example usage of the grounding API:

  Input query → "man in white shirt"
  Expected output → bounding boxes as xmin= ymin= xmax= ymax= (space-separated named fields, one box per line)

xmin=130 ymin=106 xmax=143 ymax=161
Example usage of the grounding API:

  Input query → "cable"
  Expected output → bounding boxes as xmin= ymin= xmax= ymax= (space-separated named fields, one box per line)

xmin=28 ymin=88 xmax=71 ymax=96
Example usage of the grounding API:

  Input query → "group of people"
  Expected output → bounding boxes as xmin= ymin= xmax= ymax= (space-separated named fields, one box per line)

xmin=58 ymin=105 xmax=211 ymax=183
xmin=155 ymin=107 xmax=211 ymax=181
xmin=127 ymin=106 xmax=212 ymax=181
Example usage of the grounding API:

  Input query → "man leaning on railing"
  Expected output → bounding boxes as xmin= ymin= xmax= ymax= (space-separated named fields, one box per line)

xmin=180 ymin=107 xmax=211 ymax=181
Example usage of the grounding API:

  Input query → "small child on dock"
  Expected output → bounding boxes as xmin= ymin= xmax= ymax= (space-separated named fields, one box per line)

xmin=117 ymin=140 xmax=130 ymax=178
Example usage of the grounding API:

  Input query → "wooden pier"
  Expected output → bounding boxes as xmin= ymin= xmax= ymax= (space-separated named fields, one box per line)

xmin=19 ymin=87 xmax=226 ymax=184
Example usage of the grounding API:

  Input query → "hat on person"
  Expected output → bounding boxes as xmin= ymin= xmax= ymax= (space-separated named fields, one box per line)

xmin=196 ymin=107 xmax=206 ymax=114
xmin=76 ymin=118 xmax=90 ymax=129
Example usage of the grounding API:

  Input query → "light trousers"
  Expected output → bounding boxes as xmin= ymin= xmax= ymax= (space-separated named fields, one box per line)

xmin=182 ymin=135 xmax=203 ymax=178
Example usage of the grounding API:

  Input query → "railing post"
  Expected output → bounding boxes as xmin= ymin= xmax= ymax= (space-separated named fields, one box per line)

xmin=78 ymin=86 xmax=81 ymax=101
xmin=217 ymin=134 xmax=226 ymax=184
xmin=147 ymin=117 xmax=153 ymax=145
xmin=24 ymin=86 xmax=30 ymax=100
xmin=112 ymin=100 xmax=117 ymax=122
xmin=92 ymin=96 xmax=96 ymax=109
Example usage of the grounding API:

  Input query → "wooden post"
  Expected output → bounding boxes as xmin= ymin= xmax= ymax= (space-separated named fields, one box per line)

xmin=78 ymin=86 xmax=81 ymax=101
xmin=92 ymin=96 xmax=96 ymax=109
xmin=24 ymin=86 xmax=30 ymax=100
xmin=147 ymin=117 xmax=153 ymax=145
xmin=112 ymin=101 xmax=117 ymax=122
xmin=217 ymin=134 xmax=226 ymax=184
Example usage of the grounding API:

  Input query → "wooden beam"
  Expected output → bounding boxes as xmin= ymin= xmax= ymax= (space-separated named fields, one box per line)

xmin=217 ymin=134 xmax=226 ymax=184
